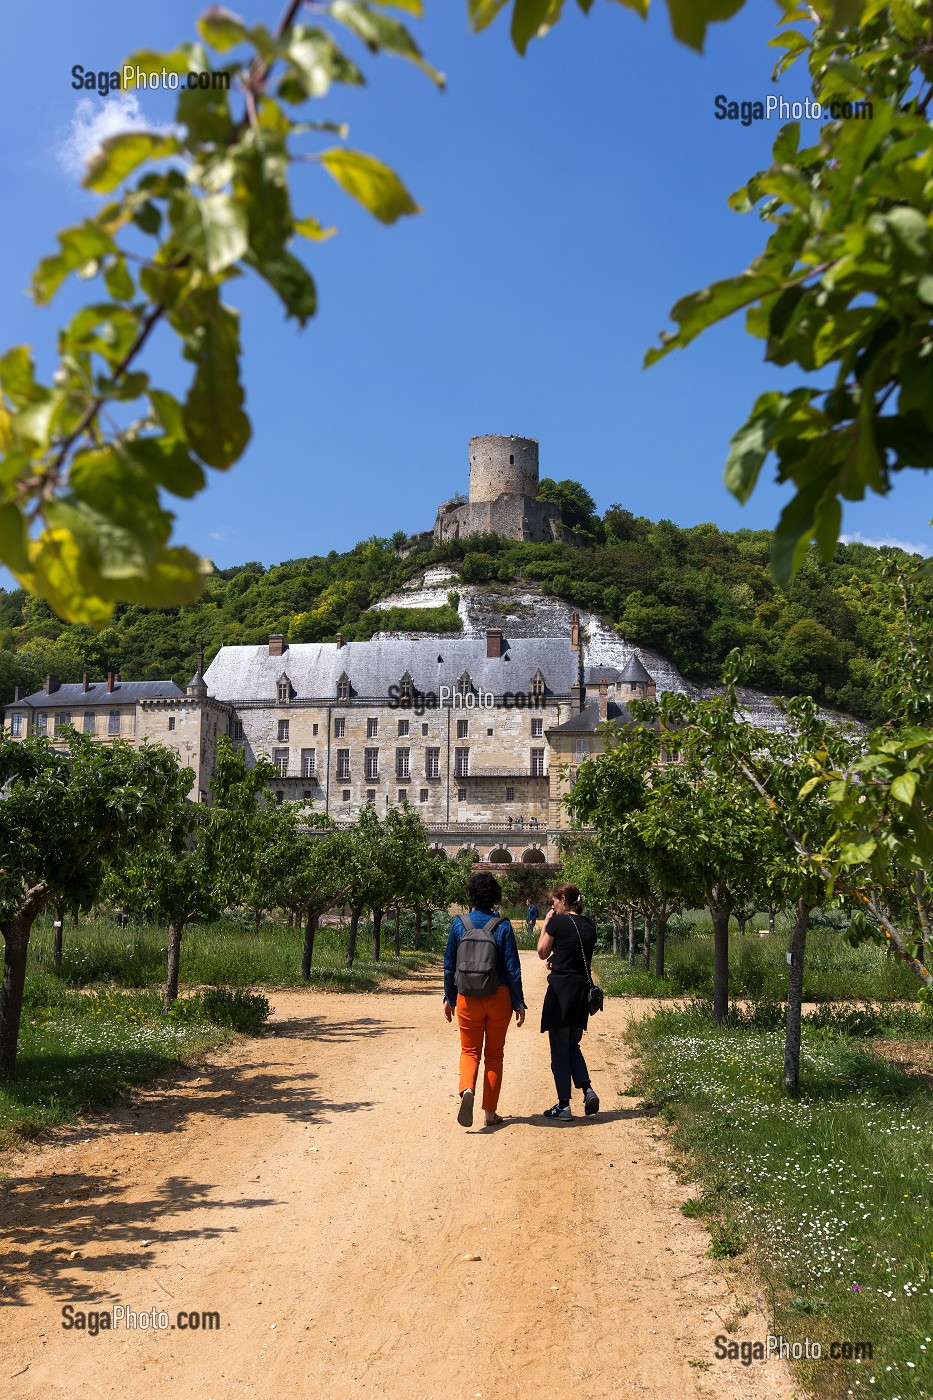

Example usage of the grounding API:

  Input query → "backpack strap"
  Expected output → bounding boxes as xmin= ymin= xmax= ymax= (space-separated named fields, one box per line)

xmin=481 ymin=915 xmax=503 ymax=936
xmin=568 ymin=914 xmax=594 ymax=989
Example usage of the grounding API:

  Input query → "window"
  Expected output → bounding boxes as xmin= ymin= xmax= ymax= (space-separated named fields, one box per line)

xmin=108 ymin=711 xmax=120 ymax=736
xmin=277 ymin=719 xmax=290 ymax=742
xmin=456 ymin=718 xmax=468 ymax=739
xmin=531 ymin=670 xmax=546 ymax=701
xmin=334 ymin=717 xmax=345 ymax=738
xmin=312 ymin=723 xmax=318 ymax=737
xmin=531 ymin=717 xmax=543 ymax=738
xmin=396 ymin=748 xmax=410 ymax=780
xmin=54 ymin=712 xmax=71 ymax=735
xmin=302 ymin=749 xmax=316 ymax=777
xmin=457 ymin=787 xmax=467 ymax=802
xmin=336 ymin=676 xmax=350 ymax=701
xmin=366 ymin=788 xmax=376 ymax=803
xmin=506 ymin=786 xmax=515 ymax=802
xmin=531 ymin=747 xmax=545 ymax=777
xmin=168 ymin=716 xmax=176 ymax=732
xmin=397 ymin=718 xmax=409 ymax=737
xmin=397 ymin=789 xmax=407 ymax=803
xmin=421 ymin=722 xmax=429 ymax=736
xmin=277 ymin=678 xmax=291 ymax=704
xmin=420 ymin=788 xmax=429 ymax=803
xmin=273 ymin=748 xmax=288 ymax=776
xmin=455 ymin=747 xmax=469 ymax=777
xmin=336 ymin=749 xmax=350 ymax=781
xmin=366 ymin=717 xmax=378 ymax=739
xmin=35 ymin=713 xmax=48 ymax=734
xmin=342 ymin=789 xmax=351 ymax=802
xmin=575 ymin=738 xmax=589 ymax=761
xmin=303 ymin=790 xmax=314 ymax=800
xmin=229 ymin=717 xmax=243 ymax=739
xmin=487 ymin=727 xmax=494 ymax=736
xmin=365 ymin=748 xmax=379 ymax=780
xmin=275 ymin=791 xmax=285 ymax=805
xmin=10 ymin=713 xmax=22 ymax=737
xmin=426 ymin=747 xmax=440 ymax=779
xmin=399 ymin=672 xmax=412 ymax=701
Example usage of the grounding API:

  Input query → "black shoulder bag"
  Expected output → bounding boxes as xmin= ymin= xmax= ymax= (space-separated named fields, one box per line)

xmin=569 ymin=914 xmax=603 ymax=1015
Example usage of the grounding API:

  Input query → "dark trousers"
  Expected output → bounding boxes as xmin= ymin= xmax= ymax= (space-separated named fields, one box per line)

xmin=548 ymin=1026 xmax=590 ymax=1101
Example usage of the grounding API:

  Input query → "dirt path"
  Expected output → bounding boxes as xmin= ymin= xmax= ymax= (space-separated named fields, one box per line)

xmin=1 ymin=955 xmax=800 ymax=1400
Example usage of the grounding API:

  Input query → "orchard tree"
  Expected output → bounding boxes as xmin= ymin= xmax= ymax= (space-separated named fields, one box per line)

xmin=0 ymin=732 xmax=186 ymax=1078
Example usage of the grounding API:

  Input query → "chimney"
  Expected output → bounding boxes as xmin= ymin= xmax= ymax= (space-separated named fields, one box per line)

xmin=44 ymin=674 xmax=59 ymax=695
xmin=115 ymin=672 xmax=122 ymax=683
xmin=570 ymin=613 xmax=580 ymax=651
xmin=571 ymin=682 xmax=583 ymax=713
xmin=486 ymin=628 xmax=504 ymax=659
xmin=268 ymin=633 xmax=285 ymax=657
xmin=13 ymin=685 xmax=24 ymax=702
xmin=107 ymin=672 xmax=115 ymax=693
xmin=598 ymin=678 xmax=608 ymax=722
xmin=82 ymin=672 xmax=90 ymax=693
xmin=335 ymin=633 xmax=344 ymax=650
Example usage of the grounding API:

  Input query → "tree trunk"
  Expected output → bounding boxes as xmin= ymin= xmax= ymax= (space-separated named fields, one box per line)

xmin=163 ymin=920 xmax=185 ymax=1012
xmin=768 ymin=903 xmax=777 ymax=938
xmin=254 ymin=908 xmax=262 ymax=931
xmin=654 ymin=910 xmax=668 ymax=979
xmin=627 ymin=908 xmax=635 ymax=966
xmin=642 ymin=913 xmax=652 ymax=972
xmin=394 ymin=907 xmax=401 ymax=957
xmin=301 ymin=909 xmax=318 ymax=981
xmin=0 ymin=914 xmax=35 ymax=1081
xmin=53 ymin=902 xmax=65 ymax=969
xmin=782 ymin=898 xmax=810 ymax=1094
xmin=345 ymin=906 xmax=362 ymax=968
xmin=710 ymin=904 xmax=730 ymax=1024
xmin=372 ymin=907 xmax=383 ymax=962
xmin=736 ymin=911 xmax=748 ymax=938
xmin=414 ymin=909 xmax=424 ymax=950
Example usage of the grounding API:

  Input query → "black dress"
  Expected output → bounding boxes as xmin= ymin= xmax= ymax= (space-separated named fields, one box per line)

xmin=540 ymin=913 xmax=597 ymax=1034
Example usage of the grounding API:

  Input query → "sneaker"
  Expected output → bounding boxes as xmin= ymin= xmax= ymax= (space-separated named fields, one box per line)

xmin=457 ymin=1088 xmax=474 ymax=1127
xmin=543 ymin=1103 xmax=572 ymax=1120
xmin=584 ymin=1087 xmax=600 ymax=1117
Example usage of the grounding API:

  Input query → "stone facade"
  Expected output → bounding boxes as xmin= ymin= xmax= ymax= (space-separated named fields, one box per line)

xmin=434 ymin=434 xmax=570 ymax=546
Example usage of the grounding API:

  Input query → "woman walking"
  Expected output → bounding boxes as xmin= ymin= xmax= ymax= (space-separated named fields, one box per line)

xmin=443 ymin=871 xmax=527 ymax=1128
xmin=537 ymin=882 xmax=600 ymax=1120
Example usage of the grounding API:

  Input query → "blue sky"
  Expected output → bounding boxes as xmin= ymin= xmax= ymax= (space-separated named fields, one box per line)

xmin=1 ymin=0 xmax=930 ymax=571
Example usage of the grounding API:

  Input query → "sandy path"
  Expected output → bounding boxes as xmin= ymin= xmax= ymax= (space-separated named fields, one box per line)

xmin=1 ymin=955 xmax=799 ymax=1400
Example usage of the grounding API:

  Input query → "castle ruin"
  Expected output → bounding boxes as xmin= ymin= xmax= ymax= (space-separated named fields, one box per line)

xmin=433 ymin=435 xmax=572 ymax=546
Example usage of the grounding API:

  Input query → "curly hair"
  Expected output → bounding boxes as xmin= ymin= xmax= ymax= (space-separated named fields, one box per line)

xmin=468 ymin=870 xmax=502 ymax=910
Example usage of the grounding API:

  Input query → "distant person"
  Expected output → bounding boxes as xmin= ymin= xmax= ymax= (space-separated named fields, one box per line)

xmin=537 ymin=882 xmax=600 ymax=1121
xmin=525 ymin=898 xmax=539 ymax=937
xmin=443 ymin=871 xmax=527 ymax=1128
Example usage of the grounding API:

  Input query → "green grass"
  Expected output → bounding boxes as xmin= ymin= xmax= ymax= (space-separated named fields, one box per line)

xmin=630 ymin=1002 xmax=933 ymax=1398
xmin=594 ymin=917 xmax=922 ymax=1003
xmin=0 ymin=914 xmax=440 ymax=1150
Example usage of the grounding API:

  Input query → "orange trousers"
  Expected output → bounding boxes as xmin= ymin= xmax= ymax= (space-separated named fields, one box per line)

xmin=457 ymin=985 xmax=514 ymax=1112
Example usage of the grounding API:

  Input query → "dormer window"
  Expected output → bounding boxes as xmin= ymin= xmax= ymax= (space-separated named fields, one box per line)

xmin=399 ymin=671 xmax=413 ymax=702
xmin=530 ymin=669 xmax=546 ymax=700
xmin=457 ymin=669 xmax=473 ymax=698
xmin=277 ymin=673 xmax=292 ymax=705
xmin=336 ymin=671 xmax=351 ymax=701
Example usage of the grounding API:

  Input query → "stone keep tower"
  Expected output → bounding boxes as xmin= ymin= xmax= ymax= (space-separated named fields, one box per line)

xmin=434 ymin=435 xmax=569 ymax=545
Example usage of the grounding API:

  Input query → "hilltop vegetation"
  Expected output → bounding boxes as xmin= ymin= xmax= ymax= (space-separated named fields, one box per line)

xmin=0 ymin=484 xmax=925 ymax=725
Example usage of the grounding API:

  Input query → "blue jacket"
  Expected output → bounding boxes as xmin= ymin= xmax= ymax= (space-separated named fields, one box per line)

xmin=443 ymin=910 xmax=526 ymax=1011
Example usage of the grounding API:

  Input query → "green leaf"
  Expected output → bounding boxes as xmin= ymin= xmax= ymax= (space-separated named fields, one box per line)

xmin=608 ymin=0 xmax=649 ymax=14
xmin=149 ymin=388 xmax=188 ymax=442
xmin=890 ymin=771 xmax=917 ymax=804
xmin=280 ymin=27 xmax=364 ymax=101
xmin=664 ymin=0 xmax=746 ymax=51
xmin=294 ymin=215 xmax=337 ymax=241
xmin=177 ymin=79 xmax=236 ymax=146
xmin=330 ymin=1 xmax=445 ymax=85
xmin=233 ymin=139 xmax=291 ymax=262
xmin=0 ymin=348 xmax=42 ymax=407
xmin=16 ymin=527 xmax=115 ymax=627
xmin=104 ymin=257 xmax=135 ymax=302
xmin=724 ymin=391 xmax=792 ymax=504
xmin=319 ymin=148 xmax=420 ymax=224
xmin=371 ymin=0 xmax=424 ymax=13
xmin=248 ymin=251 xmax=317 ymax=326
xmin=197 ymin=5 xmax=250 ymax=51
xmin=169 ymin=191 xmax=249 ymax=275
xmin=112 ymin=547 xmax=210 ymax=607
xmin=181 ymin=295 xmax=251 ymax=468
xmin=0 ymin=502 xmax=30 ymax=572
xmin=511 ymin=0 xmax=564 ymax=54
xmin=468 ymin=0 xmax=510 ymax=28
xmin=83 ymin=132 xmax=181 ymax=195
xmin=646 ymin=271 xmax=784 ymax=365
xmin=124 ymin=437 xmax=207 ymax=498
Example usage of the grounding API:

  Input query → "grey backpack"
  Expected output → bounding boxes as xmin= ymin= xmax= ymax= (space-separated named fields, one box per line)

xmin=455 ymin=916 xmax=502 ymax=997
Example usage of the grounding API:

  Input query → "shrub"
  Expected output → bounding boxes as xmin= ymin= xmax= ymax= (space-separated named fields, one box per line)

xmin=167 ymin=989 xmax=270 ymax=1033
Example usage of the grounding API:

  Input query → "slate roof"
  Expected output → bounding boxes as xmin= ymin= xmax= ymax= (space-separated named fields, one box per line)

xmin=203 ymin=637 xmax=579 ymax=702
xmin=8 ymin=680 xmax=185 ymax=710
xmin=619 ymin=652 xmax=653 ymax=685
xmin=584 ymin=665 xmax=622 ymax=685
xmin=548 ymin=700 xmax=634 ymax=734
